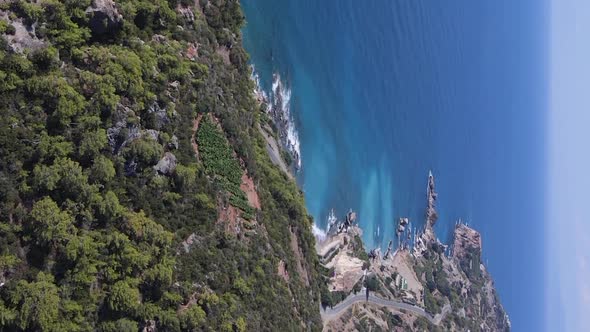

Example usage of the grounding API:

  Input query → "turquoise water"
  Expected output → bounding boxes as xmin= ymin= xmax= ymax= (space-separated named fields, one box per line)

xmin=242 ymin=1 xmax=548 ymax=330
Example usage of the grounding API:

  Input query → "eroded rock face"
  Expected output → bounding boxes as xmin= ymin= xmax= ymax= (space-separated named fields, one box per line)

xmin=452 ymin=223 xmax=482 ymax=262
xmin=147 ymin=102 xmax=171 ymax=130
xmin=154 ymin=152 xmax=177 ymax=175
xmin=426 ymin=172 xmax=438 ymax=227
xmin=107 ymin=104 xmax=140 ymax=153
xmin=177 ymin=6 xmax=195 ymax=23
xmin=277 ymin=260 xmax=290 ymax=282
xmin=86 ymin=0 xmax=123 ymax=37
xmin=1 ymin=18 xmax=45 ymax=54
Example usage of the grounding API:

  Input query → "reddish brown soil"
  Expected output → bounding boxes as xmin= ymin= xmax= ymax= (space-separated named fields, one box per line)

xmin=277 ymin=259 xmax=290 ymax=283
xmin=240 ymin=172 xmax=261 ymax=210
xmin=217 ymin=199 xmax=241 ymax=235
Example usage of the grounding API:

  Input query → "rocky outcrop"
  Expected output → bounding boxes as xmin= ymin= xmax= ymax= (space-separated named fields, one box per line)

xmin=154 ymin=152 xmax=177 ymax=175
xmin=177 ymin=5 xmax=195 ymax=23
xmin=168 ymin=135 xmax=179 ymax=150
xmin=147 ymin=102 xmax=172 ymax=130
xmin=86 ymin=0 xmax=123 ymax=37
xmin=107 ymin=104 xmax=140 ymax=153
xmin=452 ymin=223 xmax=482 ymax=263
xmin=426 ymin=171 xmax=438 ymax=227
xmin=1 ymin=17 xmax=45 ymax=54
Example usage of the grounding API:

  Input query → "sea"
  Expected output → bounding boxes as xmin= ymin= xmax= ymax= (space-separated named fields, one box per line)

xmin=242 ymin=1 xmax=548 ymax=330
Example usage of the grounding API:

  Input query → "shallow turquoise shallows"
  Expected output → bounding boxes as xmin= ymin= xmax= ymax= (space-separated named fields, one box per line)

xmin=242 ymin=1 xmax=548 ymax=330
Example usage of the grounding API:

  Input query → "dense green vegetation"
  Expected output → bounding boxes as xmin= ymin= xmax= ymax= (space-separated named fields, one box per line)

xmin=197 ymin=115 xmax=243 ymax=186
xmin=196 ymin=115 xmax=253 ymax=219
xmin=0 ymin=0 xmax=322 ymax=330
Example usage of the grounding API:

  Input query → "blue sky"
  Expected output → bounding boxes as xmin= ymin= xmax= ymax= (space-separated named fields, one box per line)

xmin=548 ymin=0 xmax=590 ymax=330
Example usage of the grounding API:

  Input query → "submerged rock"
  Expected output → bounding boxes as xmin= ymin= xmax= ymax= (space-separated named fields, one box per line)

xmin=177 ymin=6 xmax=195 ymax=23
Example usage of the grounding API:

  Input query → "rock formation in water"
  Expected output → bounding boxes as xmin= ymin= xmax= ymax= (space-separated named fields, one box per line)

xmin=319 ymin=174 xmax=510 ymax=332
xmin=426 ymin=171 xmax=439 ymax=228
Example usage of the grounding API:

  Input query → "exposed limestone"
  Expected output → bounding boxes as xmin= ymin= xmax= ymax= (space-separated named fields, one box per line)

xmin=452 ymin=223 xmax=482 ymax=262
xmin=86 ymin=0 xmax=123 ymax=37
xmin=180 ymin=233 xmax=199 ymax=254
xmin=1 ymin=17 xmax=45 ymax=54
xmin=426 ymin=171 xmax=438 ymax=228
xmin=107 ymin=104 xmax=138 ymax=153
xmin=144 ymin=129 xmax=160 ymax=141
xmin=154 ymin=152 xmax=177 ymax=175
xmin=258 ymin=123 xmax=293 ymax=180
xmin=148 ymin=102 xmax=172 ymax=130
xmin=169 ymin=135 xmax=179 ymax=150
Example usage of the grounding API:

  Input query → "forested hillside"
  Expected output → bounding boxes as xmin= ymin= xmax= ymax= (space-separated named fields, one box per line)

xmin=0 ymin=0 xmax=322 ymax=330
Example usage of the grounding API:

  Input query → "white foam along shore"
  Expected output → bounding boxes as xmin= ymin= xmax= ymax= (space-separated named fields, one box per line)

xmin=250 ymin=66 xmax=326 ymax=235
xmin=250 ymin=66 xmax=302 ymax=170
xmin=312 ymin=223 xmax=327 ymax=241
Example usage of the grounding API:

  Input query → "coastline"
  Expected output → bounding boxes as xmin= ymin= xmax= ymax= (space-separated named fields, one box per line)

xmin=251 ymin=67 xmax=301 ymax=177
xmin=316 ymin=174 xmax=510 ymax=331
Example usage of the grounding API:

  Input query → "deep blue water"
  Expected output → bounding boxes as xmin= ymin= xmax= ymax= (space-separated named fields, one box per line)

xmin=242 ymin=1 xmax=548 ymax=330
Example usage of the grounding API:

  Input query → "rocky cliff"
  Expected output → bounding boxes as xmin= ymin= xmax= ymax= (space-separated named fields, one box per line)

xmin=319 ymin=174 xmax=510 ymax=332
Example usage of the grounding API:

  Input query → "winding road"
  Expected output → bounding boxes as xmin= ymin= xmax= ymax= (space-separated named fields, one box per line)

xmin=321 ymin=293 xmax=450 ymax=326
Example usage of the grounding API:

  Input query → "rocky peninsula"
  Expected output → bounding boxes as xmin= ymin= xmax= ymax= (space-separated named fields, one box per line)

xmin=317 ymin=173 xmax=510 ymax=331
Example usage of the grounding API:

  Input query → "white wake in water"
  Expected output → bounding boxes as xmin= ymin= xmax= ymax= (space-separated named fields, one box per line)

xmin=312 ymin=223 xmax=327 ymax=242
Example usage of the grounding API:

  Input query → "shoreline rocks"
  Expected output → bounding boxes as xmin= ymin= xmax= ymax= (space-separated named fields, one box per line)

xmin=426 ymin=171 xmax=438 ymax=228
